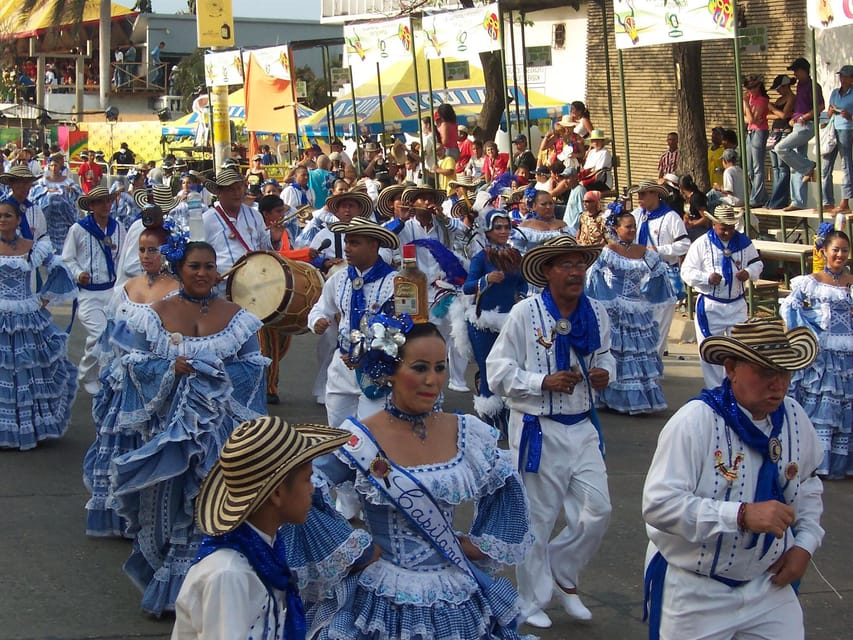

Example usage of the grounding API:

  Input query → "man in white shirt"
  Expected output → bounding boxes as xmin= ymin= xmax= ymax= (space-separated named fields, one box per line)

xmin=631 ymin=180 xmax=691 ymax=357
xmin=281 ymin=166 xmax=314 ymax=244
xmin=642 ymin=319 xmax=823 ymax=640
xmin=680 ymin=205 xmax=763 ymax=387
xmin=488 ymin=235 xmax=614 ymax=629
xmin=62 ymin=186 xmax=125 ymax=394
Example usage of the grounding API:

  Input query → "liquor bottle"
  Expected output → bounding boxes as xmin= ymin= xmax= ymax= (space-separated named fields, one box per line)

xmin=187 ymin=191 xmax=204 ymax=241
xmin=394 ymin=243 xmax=429 ymax=322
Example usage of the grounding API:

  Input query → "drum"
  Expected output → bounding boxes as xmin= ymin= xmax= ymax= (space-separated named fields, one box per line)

xmin=226 ymin=251 xmax=324 ymax=334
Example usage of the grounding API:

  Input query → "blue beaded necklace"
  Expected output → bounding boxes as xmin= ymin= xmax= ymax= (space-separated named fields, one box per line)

xmin=178 ymin=288 xmax=217 ymax=314
xmin=384 ymin=396 xmax=430 ymax=442
xmin=824 ymin=266 xmax=843 ymax=284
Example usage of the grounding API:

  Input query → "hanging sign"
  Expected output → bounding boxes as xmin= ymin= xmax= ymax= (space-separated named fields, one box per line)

xmin=204 ymin=50 xmax=245 ymax=87
xmin=807 ymin=0 xmax=853 ymax=29
xmin=422 ymin=3 xmax=501 ymax=60
xmin=613 ymin=0 xmax=735 ymax=50
xmin=196 ymin=0 xmax=235 ymax=47
xmin=343 ymin=18 xmax=413 ymax=70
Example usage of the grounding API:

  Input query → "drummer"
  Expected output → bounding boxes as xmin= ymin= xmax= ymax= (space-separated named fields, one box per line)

xmin=256 ymin=194 xmax=319 ymax=405
xmin=307 ymin=190 xmax=378 ymax=407
xmin=201 ymin=167 xmax=283 ymax=279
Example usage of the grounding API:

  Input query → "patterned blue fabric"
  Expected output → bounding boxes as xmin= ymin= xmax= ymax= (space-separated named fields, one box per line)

xmin=285 ymin=415 xmax=535 ymax=640
xmin=585 ymin=248 xmax=673 ymax=414
xmin=0 ymin=238 xmax=77 ymax=450
xmin=109 ymin=307 xmax=268 ymax=615
xmin=31 ymin=179 xmax=82 ymax=252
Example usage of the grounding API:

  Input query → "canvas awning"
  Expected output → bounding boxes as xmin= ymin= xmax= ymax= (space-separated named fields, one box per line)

xmin=0 ymin=1 xmax=135 ymax=38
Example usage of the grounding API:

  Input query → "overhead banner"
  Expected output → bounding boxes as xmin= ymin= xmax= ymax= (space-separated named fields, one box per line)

xmin=807 ymin=0 xmax=853 ymax=29
xmin=196 ymin=0 xmax=234 ymax=47
xmin=422 ymin=3 xmax=501 ymax=59
xmin=204 ymin=50 xmax=245 ymax=87
xmin=249 ymin=45 xmax=292 ymax=81
xmin=244 ymin=50 xmax=298 ymax=135
xmin=613 ymin=0 xmax=735 ymax=49
xmin=343 ymin=18 xmax=413 ymax=70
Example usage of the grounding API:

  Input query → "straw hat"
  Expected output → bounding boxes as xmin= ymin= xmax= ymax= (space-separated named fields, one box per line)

xmin=555 ymin=114 xmax=574 ymax=129
xmin=325 ymin=191 xmax=374 ymax=219
xmin=700 ymin=319 xmax=818 ymax=372
xmin=628 ymin=180 xmax=669 ymax=199
xmin=448 ymin=175 xmax=478 ymax=190
xmin=201 ymin=168 xmax=244 ymax=194
xmin=588 ymin=129 xmax=608 ymax=141
xmin=195 ymin=416 xmax=351 ymax=536
xmin=377 ymin=184 xmax=407 ymax=219
xmin=450 ymin=198 xmax=473 ymax=219
xmin=0 ymin=165 xmax=37 ymax=185
xmin=521 ymin=235 xmax=601 ymax=288
xmin=133 ymin=185 xmax=180 ymax=213
xmin=705 ymin=205 xmax=744 ymax=226
xmin=77 ymin=186 xmax=115 ymax=211
xmin=401 ymin=186 xmax=446 ymax=207
xmin=329 ymin=217 xmax=400 ymax=249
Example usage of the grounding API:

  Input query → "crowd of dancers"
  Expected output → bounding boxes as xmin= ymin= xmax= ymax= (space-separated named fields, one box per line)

xmin=0 ymin=129 xmax=849 ymax=639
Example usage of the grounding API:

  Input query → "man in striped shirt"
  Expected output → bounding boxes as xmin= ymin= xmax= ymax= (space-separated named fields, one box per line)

xmin=657 ymin=132 xmax=679 ymax=178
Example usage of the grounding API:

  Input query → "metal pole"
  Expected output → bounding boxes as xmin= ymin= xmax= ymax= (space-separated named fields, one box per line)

xmin=617 ymin=50 xmax=632 ymax=185
xmin=600 ymin=0 xmax=619 ymax=191
xmin=321 ymin=45 xmax=334 ymax=140
xmin=376 ymin=62 xmax=387 ymax=150
xmin=519 ymin=12 xmax=531 ymax=143
xmin=507 ymin=11 xmax=521 ymax=132
xmin=731 ymin=7 xmax=752 ymax=236
xmin=498 ymin=7 xmax=512 ymax=142
xmin=426 ymin=57 xmax=435 ymax=129
xmin=348 ymin=65 xmax=361 ymax=175
xmin=210 ymin=84 xmax=231 ymax=171
xmin=410 ymin=17 xmax=424 ymax=156
xmin=809 ymin=28 xmax=824 ymax=223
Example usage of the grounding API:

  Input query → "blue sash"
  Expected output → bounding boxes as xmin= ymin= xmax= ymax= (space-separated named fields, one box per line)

xmin=77 ymin=214 xmax=118 ymax=284
xmin=706 ymin=229 xmax=751 ymax=291
xmin=339 ymin=420 xmax=490 ymax=589
xmin=637 ymin=204 xmax=671 ymax=247
xmin=695 ymin=293 xmax=745 ymax=339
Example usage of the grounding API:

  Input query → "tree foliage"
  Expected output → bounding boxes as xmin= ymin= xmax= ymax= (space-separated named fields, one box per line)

xmin=294 ymin=65 xmax=334 ymax=112
xmin=170 ymin=48 xmax=205 ymax=112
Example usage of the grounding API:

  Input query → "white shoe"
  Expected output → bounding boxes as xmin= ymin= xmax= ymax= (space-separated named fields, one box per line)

xmin=521 ymin=608 xmax=552 ymax=628
xmin=83 ymin=381 xmax=100 ymax=395
xmin=555 ymin=589 xmax=592 ymax=621
xmin=448 ymin=382 xmax=470 ymax=393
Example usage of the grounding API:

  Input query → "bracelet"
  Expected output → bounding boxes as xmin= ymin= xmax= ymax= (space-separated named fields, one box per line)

xmin=737 ymin=502 xmax=748 ymax=532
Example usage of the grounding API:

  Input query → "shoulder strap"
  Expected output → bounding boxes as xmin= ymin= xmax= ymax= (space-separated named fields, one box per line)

xmin=214 ymin=204 xmax=251 ymax=253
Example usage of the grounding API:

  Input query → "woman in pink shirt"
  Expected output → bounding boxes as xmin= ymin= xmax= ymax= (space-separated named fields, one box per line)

xmin=434 ymin=103 xmax=459 ymax=161
xmin=743 ymin=74 xmax=770 ymax=206
xmin=482 ymin=142 xmax=509 ymax=183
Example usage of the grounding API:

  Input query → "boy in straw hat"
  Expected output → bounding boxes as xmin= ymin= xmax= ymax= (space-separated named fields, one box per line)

xmin=62 ymin=186 xmax=125 ymax=394
xmin=0 ymin=165 xmax=47 ymax=241
xmin=631 ymin=179 xmax=691 ymax=358
xmin=487 ymin=235 xmax=614 ymax=627
xmin=642 ymin=318 xmax=823 ymax=640
xmin=172 ymin=416 xmax=357 ymax=639
xmin=681 ymin=205 xmax=763 ymax=388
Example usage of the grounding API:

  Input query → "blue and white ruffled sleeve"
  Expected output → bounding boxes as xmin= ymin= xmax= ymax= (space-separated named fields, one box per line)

xmin=642 ymin=250 xmax=677 ymax=304
xmin=34 ymin=238 xmax=76 ymax=305
xmin=585 ymin=252 xmax=618 ymax=303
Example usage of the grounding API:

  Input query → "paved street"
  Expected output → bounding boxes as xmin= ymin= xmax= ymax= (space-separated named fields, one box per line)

xmin=1 ymin=303 xmax=850 ymax=640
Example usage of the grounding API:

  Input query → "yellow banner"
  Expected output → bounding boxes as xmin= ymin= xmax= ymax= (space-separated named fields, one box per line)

xmin=196 ymin=0 xmax=235 ymax=48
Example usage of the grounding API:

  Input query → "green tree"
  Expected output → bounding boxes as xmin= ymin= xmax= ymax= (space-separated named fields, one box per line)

xmin=294 ymin=65 xmax=334 ymax=112
xmin=170 ymin=48 xmax=205 ymax=112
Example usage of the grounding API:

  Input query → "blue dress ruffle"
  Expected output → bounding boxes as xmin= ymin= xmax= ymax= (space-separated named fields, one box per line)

xmin=109 ymin=306 xmax=268 ymax=615
xmin=281 ymin=414 xmax=535 ymax=640
xmin=0 ymin=238 xmax=77 ymax=450
xmin=780 ymin=275 xmax=853 ymax=476
xmin=586 ymin=247 xmax=674 ymax=415
xmin=31 ymin=178 xmax=83 ymax=253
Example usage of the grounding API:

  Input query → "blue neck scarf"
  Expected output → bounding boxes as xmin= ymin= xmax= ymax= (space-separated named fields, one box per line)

xmin=77 ymin=214 xmax=118 ymax=281
xmin=348 ymin=258 xmax=394 ymax=332
xmin=541 ymin=287 xmax=601 ymax=364
xmin=195 ymin=523 xmax=306 ymax=640
xmin=291 ymin=184 xmax=308 ymax=206
xmin=707 ymin=229 xmax=751 ymax=288
xmin=698 ymin=378 xmax=786 ymax=555
xmin=637 ymin=204 xmax=670 ymax=247
xmin=3 ymin=195 xmax=33 ymax=239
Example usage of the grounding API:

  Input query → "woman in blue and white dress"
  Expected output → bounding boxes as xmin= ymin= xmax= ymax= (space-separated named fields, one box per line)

xmin=0 ymin=200 xmax=77 ymax=450
xmin=281 ymin=321 xmax=534 ymax=640
xmin=586 ymin=210 xmax=675 ymax=414
xmin=83 ymin=226 xmax=179 ymax=538
xmin=108 ymin=241 xmax=268 ymax=615
xmin=781 ymin=229 xmax=853 ymax=479
xmin=30 ymin=156 xmax=82 ymax=253
xmin=460 ymin=210 xmax=526 ymax=432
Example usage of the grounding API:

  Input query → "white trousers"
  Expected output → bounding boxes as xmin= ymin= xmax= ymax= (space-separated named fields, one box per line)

xmin=76 ymin=288 xmax=112 ymax=386
xmin=508 ymin=410 xmax=611 ymax=613
xmin=312 ymin=325 xmax=337 ymax=401
xmin=433 ymin=313 xmax=469 ymax=389
xmin=695 ymin=295 xmax=748 ymax=389
xmin=659 ymin=562 xmax=803 ymax=640
xmin=653 ymin=302 xmax=675 ymax=358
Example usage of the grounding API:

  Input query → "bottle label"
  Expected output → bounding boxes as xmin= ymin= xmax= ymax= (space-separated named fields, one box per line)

xmin=395 ymin=283 xmax=420 ymax=315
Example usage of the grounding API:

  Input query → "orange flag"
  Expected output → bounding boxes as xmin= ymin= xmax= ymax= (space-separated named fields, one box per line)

xmin=244 ymin=49 xmax=298 ymax=135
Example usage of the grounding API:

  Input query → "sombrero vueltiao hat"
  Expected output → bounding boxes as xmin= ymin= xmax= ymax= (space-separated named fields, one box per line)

xmin=329 ymin=217 xmax=400 ymax=249
xmin=200 ymin=168 xmax=244 ymax=194
xmin=699 ymin=318 xmax=817 ymax=372
xmin=325 ymin=191 xmax=374 ymax=219
xmin=705 ymin=204 xmax=744 ymax=226
xmin=521 ymin=235 xmax=601 ymax=288
xmin=450 ymin=198 xmax=473 ymax=219
xmin=448 ymin=175 xmax=478 ymax=190
xmin=0 ymin=165 xmax=38 ymax=185
xmin=77 ymin=186 xmax=115 ymax=211
xmin=376 ymin=184 xmax=407 ymax=219
xmin=195 ymin=416 xmax=350 ymax=536
xmin=133 ymin=185 xmax=180 ymax=213
xmin=401 ymin=186 xmax=447 ymax=208
xmin=628 ymin=180 xmax=669 ymax=199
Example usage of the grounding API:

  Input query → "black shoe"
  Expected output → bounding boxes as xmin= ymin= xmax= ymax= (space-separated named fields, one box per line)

xmin=267 ymin=393 xmax=280 ymax=405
